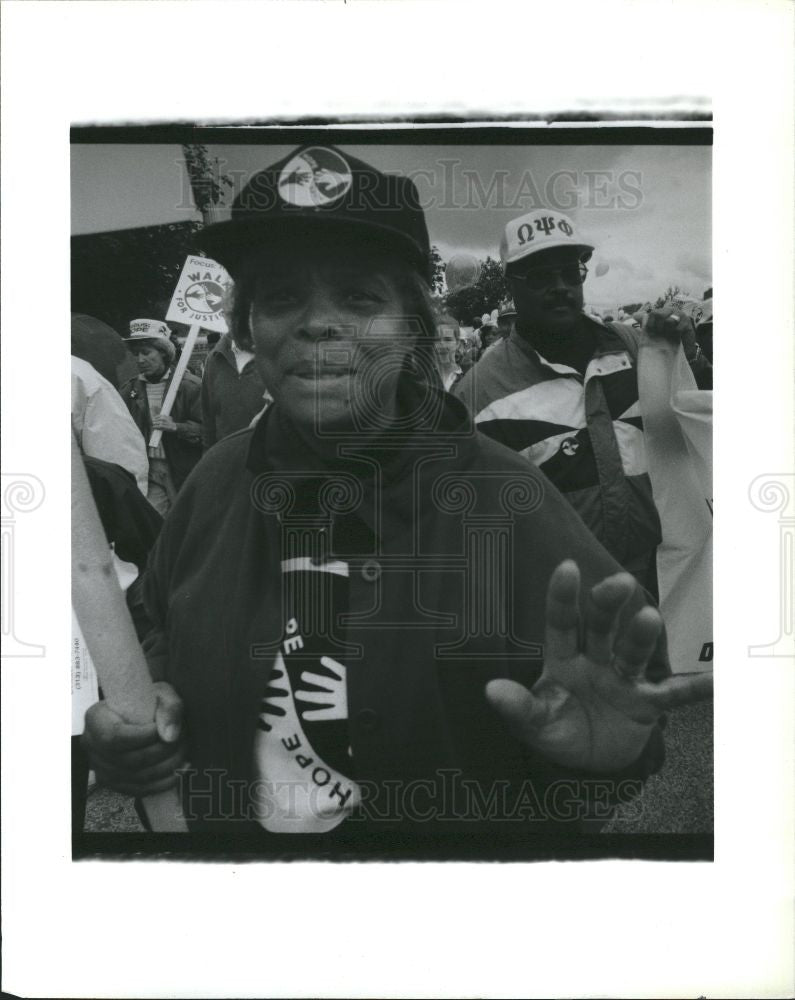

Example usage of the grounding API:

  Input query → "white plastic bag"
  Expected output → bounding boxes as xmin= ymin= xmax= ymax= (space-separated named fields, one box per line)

xmin=638 ymin=335 xmax=713 ymax=674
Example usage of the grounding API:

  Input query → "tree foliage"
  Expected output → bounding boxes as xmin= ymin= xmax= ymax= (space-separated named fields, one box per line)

xmin=429 ymin=245 xmax=445 ymax=295
xmin=443 ymin=256 xmax=510 ymax=324
xmin=182 ymin=144 xmax=234 ymax=213
xmin=654 ymin=284 xmax=682 ymax=308
xmin=71 ymin=221 xmax=205 ymax=336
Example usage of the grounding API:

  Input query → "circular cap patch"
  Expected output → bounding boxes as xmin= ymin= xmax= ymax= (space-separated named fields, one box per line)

xmin=277 ymin=147 xmax=353 ymax=207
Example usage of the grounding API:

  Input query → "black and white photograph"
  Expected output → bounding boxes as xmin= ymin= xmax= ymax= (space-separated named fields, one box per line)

xmin=70 ymin=129 xmax=715 ymax=860
xmin=2 ymin=2 xmax=793 ymax=998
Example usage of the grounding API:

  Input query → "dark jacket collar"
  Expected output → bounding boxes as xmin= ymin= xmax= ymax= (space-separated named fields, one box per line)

xmin=511 ymin=314 xmax=632 ymax=373
xmin=246 ymin=371 xmax=475 ymax=481
xmin=211 ymin=333 xmax=255 ymax=371
xmin=245 ymin=372 xmax=478 ymax=550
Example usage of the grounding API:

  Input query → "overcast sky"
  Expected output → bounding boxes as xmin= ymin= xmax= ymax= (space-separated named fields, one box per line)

xmin=72 ymin=141 xmax=711 ymax=310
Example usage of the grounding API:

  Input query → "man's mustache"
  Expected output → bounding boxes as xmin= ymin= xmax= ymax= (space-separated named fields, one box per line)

xmin=543 ymin=294 xmax=577 ymax=308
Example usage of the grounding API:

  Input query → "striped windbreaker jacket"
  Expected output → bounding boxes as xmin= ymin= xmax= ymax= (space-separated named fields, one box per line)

xmin=452 ymin=318 xmax=662 ymax=593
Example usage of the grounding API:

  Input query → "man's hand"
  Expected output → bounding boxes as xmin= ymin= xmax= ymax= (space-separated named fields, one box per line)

xmin=152 ymin=414 xmax=178 ymax=433
xmin=485 ymin=561 xmax=712 ymax=773
xmin=81 ymin=682 xmax=186 ymax=796
xmin=644 ymin=306 xmax=698 ymax=360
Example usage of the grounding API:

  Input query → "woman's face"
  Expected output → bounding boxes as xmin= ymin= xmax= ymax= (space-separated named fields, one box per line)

xmin=248 ymin=243 xmax=419 ymax=434
xmin=435 ymin=325 xmax=459 ymax=368
xmin=133 ymin=343 xmax=167 ymax=381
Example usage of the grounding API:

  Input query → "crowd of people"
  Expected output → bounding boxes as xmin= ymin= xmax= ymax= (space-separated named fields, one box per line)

xmin=72 ymin=143 xmax=712 ymax=848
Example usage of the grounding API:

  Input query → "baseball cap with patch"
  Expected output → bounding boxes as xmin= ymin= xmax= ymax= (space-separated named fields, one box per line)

xmin=124 ymin=319 xmax=176 ymax=361
xmin=500 ymin=209 xmax=594 ymax=269
xmin=197 ymin=144 xmax=431 ymax=281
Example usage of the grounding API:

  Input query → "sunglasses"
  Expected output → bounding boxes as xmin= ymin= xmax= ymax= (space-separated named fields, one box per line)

xmin=509 ymin=264 xmax=588 ymax=291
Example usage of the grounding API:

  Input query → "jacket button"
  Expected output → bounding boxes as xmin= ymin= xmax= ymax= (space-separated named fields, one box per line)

xmin=361 ymin=559 xmax=381 ymax=582
xmin=356 ymin=708 xmax=379 ymax=731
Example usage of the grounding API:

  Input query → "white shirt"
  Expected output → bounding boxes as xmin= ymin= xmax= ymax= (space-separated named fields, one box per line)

xmin=140 ymin=375 xmax=168 ymax=460
xmin=230 ymin=339 xmax=255 ymax=374
xmin=71 ymin=356 xmax=149 ymax=495
xmin=442 ymin=366 xmax=463 ymax=393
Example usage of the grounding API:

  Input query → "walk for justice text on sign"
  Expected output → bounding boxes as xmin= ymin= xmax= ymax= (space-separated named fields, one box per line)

xmin=166 ymin=255 xmax=231 ymax=333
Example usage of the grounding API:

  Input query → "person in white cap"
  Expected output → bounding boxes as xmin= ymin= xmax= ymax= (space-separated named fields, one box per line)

xmin=496 ymin=299 xmax=517 ymax=343
xmin=454 ymin=208 xmax=699 ymax=596
xmin=119 ymin=319 xmax=203 ymax=515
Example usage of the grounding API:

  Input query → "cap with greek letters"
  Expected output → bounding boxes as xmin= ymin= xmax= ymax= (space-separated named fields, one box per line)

xmin=500 ymin=209 xmax=594 ymax=269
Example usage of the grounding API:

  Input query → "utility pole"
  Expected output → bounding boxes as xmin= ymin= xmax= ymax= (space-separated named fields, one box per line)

xmin=182 ymin=145 xmax=231 ymax=226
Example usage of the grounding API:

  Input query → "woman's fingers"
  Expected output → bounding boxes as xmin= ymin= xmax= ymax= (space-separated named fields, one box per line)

xmin=612 ymin=606 xmax=664 ymax=680
xmin=82 ymin=694 xmax=187 ymax=796
xmin=485 ymin=678 xmax=549 ymax=745
xmin=154 ymin=682 xmax=184 ymax=744
xmin=82 ymin=702 xmax=159 ymax=754
xmin=93 ymin=743 xmax=187 ymax=793
xmin=637 ymin=671 xmax=713 ymax=711
xmin=584 ymin=572 xmax=636 ymax=665
xmin=544 ymin=560 xmax=581 ymax=661
xmin=545 ymin=563 xmax=648 ymax=670
xmin=89 ymin=736 xmax=186 ymax=774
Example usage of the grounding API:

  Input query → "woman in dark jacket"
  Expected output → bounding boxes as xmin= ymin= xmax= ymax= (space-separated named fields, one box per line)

xmin=119 ymin=320 xmax=203 ymax=514
xmin=82 ymin=146 xmax=711 ymax=851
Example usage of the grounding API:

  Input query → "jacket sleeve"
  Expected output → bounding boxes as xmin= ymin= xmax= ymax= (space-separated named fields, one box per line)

xmin=688 ymin=351 xmax=713 ymax=390
xmin=449 ymin=366 xmax=476 ymax=414
xmin=135 ymin=536 xmax=171 ymax=684
xmin=80 ymin=382 xmax=149 ymax=496
xmin=136 ymin=476 xmax=192 ymax=682
xmin=172 ymin=378 xmax=203 ymax=446
xmin=200 ymin=367 xmax=217 ymax=451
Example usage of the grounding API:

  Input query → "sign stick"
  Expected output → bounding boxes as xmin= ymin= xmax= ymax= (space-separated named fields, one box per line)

xmin=148 ymin=323 xmax=201 ymax=450
xmin=71 ymin=434 xmax=188 ymax=832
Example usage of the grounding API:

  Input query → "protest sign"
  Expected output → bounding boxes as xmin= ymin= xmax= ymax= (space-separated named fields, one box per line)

xmin=71 ymin=610 xmax=98 ymax=736
xmin=150 ymin=254 xmax=232 ymax=449
xmin=165 ymin=254 xmax=231 ymax=333
xmin=71 ymin=434 xmax=187 ymax=831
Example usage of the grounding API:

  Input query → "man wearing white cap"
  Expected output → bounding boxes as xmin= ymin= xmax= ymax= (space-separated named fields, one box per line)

xmin=453 ymin=209 xmax=698 ymax=594
xmin=120 ymin=319 xmax=203 ymax=515
xmin=496 ymin=299 xmax=517 ymax=343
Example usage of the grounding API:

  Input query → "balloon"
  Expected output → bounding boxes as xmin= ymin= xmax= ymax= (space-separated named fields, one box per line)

xmin=594 ymin=261 xmax=610 ymax=277
xmin=445 ymin=253 xmax=481 ymax=292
